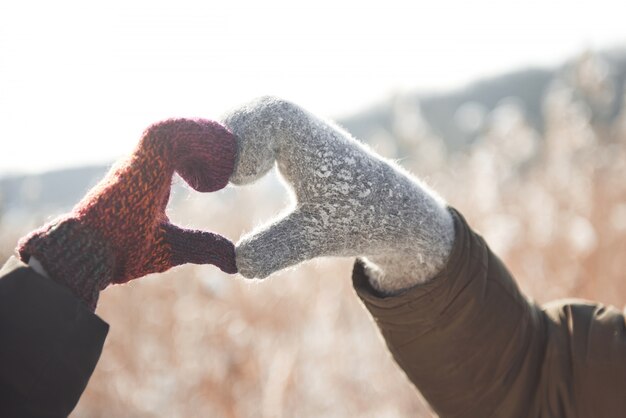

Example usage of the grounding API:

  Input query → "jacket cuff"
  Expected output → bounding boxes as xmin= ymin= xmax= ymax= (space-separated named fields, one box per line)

xmin=352 ymin=208 xmax=483 ymax=329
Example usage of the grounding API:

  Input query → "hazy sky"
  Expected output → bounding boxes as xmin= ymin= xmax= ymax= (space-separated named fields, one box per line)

xmin=0 ymin=0 xmax=624 ymax=175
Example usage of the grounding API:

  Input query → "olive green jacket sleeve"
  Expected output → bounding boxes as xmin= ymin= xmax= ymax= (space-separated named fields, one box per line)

xmin=353 ymin=209 xmax=626 ymax=418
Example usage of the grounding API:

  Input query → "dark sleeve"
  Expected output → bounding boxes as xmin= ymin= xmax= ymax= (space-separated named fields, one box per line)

xmin=353 ymin=208 xmax=626 ymax=417
xmin=539 ymin=299 xmax=626 ymax=417
xmin=0 ymin=256 xmax=109 ymax=418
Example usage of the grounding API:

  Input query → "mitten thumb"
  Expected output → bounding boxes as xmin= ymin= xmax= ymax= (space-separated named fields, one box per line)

xmin=236 ymin=209 xmax=329 ymax=279
xmin=162 ymin=223 xmax=237 ymax=274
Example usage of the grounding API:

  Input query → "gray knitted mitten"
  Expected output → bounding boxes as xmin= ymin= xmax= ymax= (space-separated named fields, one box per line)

xmin=222 ymin=97 xmax=455 ymax=294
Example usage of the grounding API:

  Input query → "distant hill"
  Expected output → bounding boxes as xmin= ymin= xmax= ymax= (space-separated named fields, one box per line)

xmin=2 ymin=48 xmax=625 ymax=220
xmin=340 ymin=48 xmax=626 ymax=153
xmin=0 ymin=165 xmax=110 ymax=224
xmin=341 ymin=68 xmax=553 ymax=150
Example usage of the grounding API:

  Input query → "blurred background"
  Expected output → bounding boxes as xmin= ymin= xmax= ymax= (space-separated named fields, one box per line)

xmin=1 ymin=0 xmax=626 ymax=416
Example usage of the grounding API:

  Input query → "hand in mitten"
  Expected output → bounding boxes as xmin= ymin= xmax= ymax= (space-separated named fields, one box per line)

xmin=17 ymin=119 xmax=238 ymax=310
xmin=221 ymin=97 xmax=454 ymax=293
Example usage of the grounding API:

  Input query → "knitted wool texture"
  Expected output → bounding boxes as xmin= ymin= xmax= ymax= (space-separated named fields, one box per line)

xmin=221 ymin=97 xmax=455 ymax=293
xmin=17 ymin=118 xmax=238 ymax=310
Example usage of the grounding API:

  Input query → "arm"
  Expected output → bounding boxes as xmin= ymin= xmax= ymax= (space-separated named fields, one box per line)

xmin=354 ymin=210 xmax=626 ymax=417
xmin=2 ymin=118 xmax=238 ymax=416
xmin=222 ymin=97 xmax=626 ymax=417
xmin=352 ymin=209 xmax=547 ymax=417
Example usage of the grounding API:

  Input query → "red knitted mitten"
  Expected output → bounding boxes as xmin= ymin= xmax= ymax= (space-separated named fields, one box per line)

xmin=17 ymin=118 xmax=238 ymax=310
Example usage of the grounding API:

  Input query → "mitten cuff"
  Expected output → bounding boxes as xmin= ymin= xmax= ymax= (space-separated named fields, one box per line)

xmin=16 ymin=218 xmax=116 ymax=311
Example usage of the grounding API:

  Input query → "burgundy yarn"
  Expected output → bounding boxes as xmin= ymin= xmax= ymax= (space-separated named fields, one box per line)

xmin=17 ymin=118 xmax=238 ymax=310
